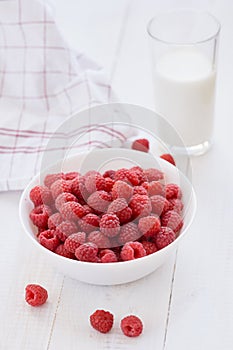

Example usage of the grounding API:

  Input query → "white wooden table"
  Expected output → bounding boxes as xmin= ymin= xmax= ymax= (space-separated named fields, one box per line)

xmin=1 ymin=0 xmax=233 ymax=349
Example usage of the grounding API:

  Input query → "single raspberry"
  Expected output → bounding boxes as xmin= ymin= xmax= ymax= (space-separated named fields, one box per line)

xmin=50 ymin=179 xmax=72 ymax=199
xmin=25 ymin=284 xmax=48 ymax=307
xmin=55 ymin=192 xmax=78 ymax=211
xmin=87 ymin=190 xmax=112 ymax=213
xmin=55 ymin=244 xmax=75 ymax=259
xmin=141 ymin=240 xmax=158 ymax=255
xmin=165 ymin=183 xmax=182 ymax=200
xmin=44 ymin=173 xmax=63 ymax=188
xmin=60 ymin=201 xmax=87 ymax=221
xmin=48 ymin=212 xmax=63 ymax=230
xmin=129 ymin=194 xmax=152 ymax=219
xmin=100 ymin=214 xmax=120 ymax=237
xmin=133 ymin=185 xmax=148 ymax=196
xmin=126 ymin=169 xmax=142 ymax=186
xmin=63 ymin=171 xmax=80 ymax=180
xmin=75 ymin=242 xmax=99 ymax=262
xmin=111 ymin=180 xmax=133 ymax=201
xmin=160 ymin=153 xmax=176 ymax=166
xmin=29 ymin=185 xmax=52 ymax=207
xmin=99 ymin=249 xmax=118 ymax=263
xmin=143 ymin=168 xmax=164 ymax=182
xmin=70 ymin=175 xmax=88 ymax=201
xmin=130 ymin=166 xmax=147 ymax=183
xmin=169 ymin=198 xmax=184 ymax=214
xmin=147 ymin=181 xmax=165 ymax=197
xmin=107 ymin=198 xmax=132 ymax=224
xmin=78 ymin=213 xmax=100 ymax=233
xmin=121 ymin=241 xmax=146 ymax=261
xmin=156 ymin=227 xmax=176 ymax=249
xmin=120 ymin=315 xmax=143 ymax=337
xmin=114 ymin=168 xmax=131 ymax=183
xmin=85 ymin=173 xmax=106 ymax=193
xmin=87 ymin=231 xmax=110 ymax=248
xmin=104 ymin=177 xmax=115 ymax=192
xmin=118 ymin=223 xmax=140 ymax=245
xmin=150 ymin=195 xmax=171 ymax=216
xmin=29 ymin=204 xmax=52 ymax=229
xmin=103 ymin=169 xmax=115 ymax=179
xmin=138 ymin=216 xmax=161 ymax=240
xmin=132 ymin=138 xmax=149 ymax=153
xmin=64 ymin=232 xmax=86 ymax=253
xmin=56 ymin=220 xmax=77 ymax=241
xmin=38 ymin=229 xmax=60 ymax=251
xmin=161 ymin=210 xmax=183 ymax=233
xmin=90 ymin=310 xmax=114 ymax=333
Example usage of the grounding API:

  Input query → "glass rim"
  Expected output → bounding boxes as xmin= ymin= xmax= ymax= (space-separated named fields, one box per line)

xmin=147 ymin=9 xmax=221 ymax=45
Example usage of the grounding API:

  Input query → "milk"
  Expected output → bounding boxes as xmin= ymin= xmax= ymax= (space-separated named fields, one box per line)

xmin=153 ymin=48 xmax=216 ymax=147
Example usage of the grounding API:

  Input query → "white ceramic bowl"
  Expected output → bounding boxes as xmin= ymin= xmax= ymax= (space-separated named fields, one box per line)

xmin=19 ymin=148 xmax=196 ymax=285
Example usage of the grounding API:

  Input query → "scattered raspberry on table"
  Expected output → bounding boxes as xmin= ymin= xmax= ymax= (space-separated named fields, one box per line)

xmin=90 ymin=310 xmax=114 ymax=333
xmin=120 ymin=315 xmax=143 ymax=337
xmin=25 ymin=284 xmax=48 ymax=307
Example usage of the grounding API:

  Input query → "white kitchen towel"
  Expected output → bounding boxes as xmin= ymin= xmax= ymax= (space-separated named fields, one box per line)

xmin=0 ymin=0 xmax=132 ymax=191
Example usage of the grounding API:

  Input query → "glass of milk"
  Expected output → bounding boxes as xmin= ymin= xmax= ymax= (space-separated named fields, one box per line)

xmin=147 ymin=10 xmax=220 ymax=155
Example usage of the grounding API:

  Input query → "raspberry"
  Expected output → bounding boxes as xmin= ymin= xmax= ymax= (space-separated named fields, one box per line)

xmin=138 ymin=216 xmax=161 ymax=240
xmin=111 ymin=180 xmax=133 ymax=201
xmin=99 ymin=249 xmax=118 ymax=263
xmin=87 ymin=191 xmax=112 ymax=213
xmin=129 ymin=194 xmax=152 ymax=219
xmin=156 ymin=227 xmax=176 ymax=249
xmin=60 ymin=201 xmax=87 ymax=221
xmin=50 ymin=179 xmax=72 ymax=199
xmin=100 ymin=214 xmax=120 ymax=237
xmin=63 ymin=171 xmax=79 ymax=180
xmin=107 ymin=198 xmax=132 ymax=224
xmin=82 ymin=204 xmax=94 ymax=214
xmin=114 ymin=168 xmax=130 ymax=183
xmin=64 ymin=232 xmax=86 ymax=253
xmin=120 ymin=315 xmax=143 ymax=337
xmin=165 ymin=183 xmax=182 ymax=200
xmin=48 ymin=212 xmax=63 ymax=230
xmin=133 ymin=185 xmax=148 ymax=196
xmin=25 ymin=284 xmax=48 ymax=307
xmin=29 ymin=185 xmax=52 ymax=207
xmin=160 ymin=153 xmax=176 ymax=166
xmin=55 ymin=192 xmax=77 ymax=211
xmin=90 ymin=310 xmax=114 ymax=333
xmin=75 ymin=242 xmax=99 ymax=262
xmin=131 ymin=166 xmax=147 ymax=183
xmin=55 ymin=244 xmax=75 ymax=259
xmin=70 ymin=175 xmax=88 ymax=201
xmin=103 ymin=169 xmax=115 ymax=179
xmin=38 ymin=229 xmax=60 ymax=251
xmin=118 ymin=223 xmax=140 ymax=245
xmin=147 ymin=181 xmax=164 ymax=197
xmin=141 ymin=240 xmax=158 ymax=255
xmin=150 ymin=195 xmax=171 ymax=216
xmin=29 ymin=204 xmax=52 ymax=229
xmin=169 ymin=198 xmax=184 ymax=214
xmin=161 ymin=210 xmax=183 ymax=233
xmin=56 ymin=220 xmax=77 ymax=241
xmin=87 ymin=231 xmax=110 ymax=248
xmin=78 ymin=213 xmax=100 ymax=233
xmin=132 ymin=138 xmax=150 ymax=153
xmin=44 ymin=173 xmax=63 ymax=188
xmin=85 ymin=173 xmax=106 ymax=193
xmin=104 ymin=177 xmax=115 ymax=192
xmin=120 ymin=241 xmax=146 ymax=261
xmin=143 ymin=168 xmax=164 ymax=182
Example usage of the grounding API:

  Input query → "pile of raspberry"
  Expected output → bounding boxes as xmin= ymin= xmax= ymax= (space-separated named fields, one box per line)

xmin=29 ymin=164 xmax=184 ymax=263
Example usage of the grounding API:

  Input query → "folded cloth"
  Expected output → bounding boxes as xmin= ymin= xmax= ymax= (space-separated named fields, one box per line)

xmin=0 ymin=0 xmax=132 ymax=191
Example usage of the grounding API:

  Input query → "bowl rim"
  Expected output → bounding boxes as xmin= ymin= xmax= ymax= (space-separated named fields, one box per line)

xmin=19 ymin=149 xmax=197 ymax=267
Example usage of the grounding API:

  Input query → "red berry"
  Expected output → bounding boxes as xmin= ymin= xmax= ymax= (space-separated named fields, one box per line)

xmin=55 ymin=192 xmax=77 ymax=211
xmin=104 ymin=177 xmax=115 ymax=192
xmin=39 ymin=229 xmax=60 ymax=251
xmin=160 ymin=153 xmax=176 ymax=166
xmin=25 ymin=284 xmax=48 ymax=307
xmin=75 ymin=243 xmax=99 ymax=262
xmin=64 ymin=232 xmax=86 ymax=253
xmin=156 ymin=227 xmax=176 ymax=249
xmin=85 ymin=173 xmax=106 ymax=193
xmin=150 ymin=195 xmax=171 ymax=216
xmin=87 ymin=190 xmax=112 ymax=213
xmin=111 ymin=180 xmax=133 ymax=201
xmin=44 ymin=173 xmax=63 ymax=188
xmin=103 ymin=169 xmax=116 ymax=179
xmin=56 ymin=220 xmax=77 ymax=241
xmin=141 ymin=240 xmax=158 ymax=255
xmin=99 ymin=249 xmax=118 ymax=263
xmin=138 ymin=215 xmax=161 ymax=240
xmin=63 ymin=171 xmax=79 ymax=180
xmin=120 ymin=315 xmax=143 ymax=337
xmin=50 ymin=179 xmax=72 ymax=199
xmin=143 ymin=168 xmax=164 ymax=182
xmin=60 ymin=201 xmax=87 ymax=221
xmin=133 ymin=185 xmax=148 ymax=196
xmin=29 ymin=204 xmax=52 ymax=229
xmin=29 ymin=185 xmax=52 ymax=207
xmin=78 ymin=213 xmax=100 ymax=233
xmin=121 ymin=241 xmax=146 ymax=261
xmin=169 ymin=198 xmax=184 ymax=214
xmin=90 ymin=310 xmax=114 ymax=333
xmin=100 ymin=214 xmax=120 ymax=237
xmin=147 ymin=181 xmax=164 ymax=197
xmin=87 ymin=231 xmax=110 ymax=248
xmin=107 ymin=198 xmax=132 ymax=224
xmin=161 ymin=210 xmax=183 ymax=233
xmin=48 ymin=212 xmax=63 ymax=230
xmin=118 ymin=223 xmax=140 ymax=245
xmin=70 ymin=175 xmax=88 ymax=201
xmin=55 ymin=244 xmax=75 ymax=259
xmin=165 ymin=183 xmax=182 ymax=200
xmin=132 ymin=138 xmax=150 ymax=153
xmin=129 ymin=194 xmax=152 ymax=219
